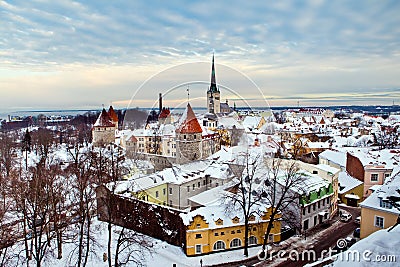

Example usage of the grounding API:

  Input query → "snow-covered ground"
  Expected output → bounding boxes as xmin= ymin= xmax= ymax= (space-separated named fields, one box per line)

xmin=7 ymin=218 xmax=263 ymax=267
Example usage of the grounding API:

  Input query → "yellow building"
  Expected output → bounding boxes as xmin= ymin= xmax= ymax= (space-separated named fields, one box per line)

xmin=359 ymin=177 xmax=400 ymax=239
xmin=182 ymin=206 xmax=281 ymax=256
xmin=337 ymin=172 xmax=364 ymax=207
xmin=132 ymin=182 xmax=169 ymax=206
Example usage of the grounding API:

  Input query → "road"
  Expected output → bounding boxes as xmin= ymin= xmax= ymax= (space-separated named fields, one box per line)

xmin=273 ymin=206 xmax=360 ymax=267
xmin=209 ymin=206 xmax=360 ymax=267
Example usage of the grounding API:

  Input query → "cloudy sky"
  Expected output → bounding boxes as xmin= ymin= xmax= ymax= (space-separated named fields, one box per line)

xmin=1 ymin=0 xmax=400 ymax=112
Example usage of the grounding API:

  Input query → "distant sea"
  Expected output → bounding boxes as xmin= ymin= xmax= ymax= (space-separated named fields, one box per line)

xmin=1 ymin=105 xmax=399 ymax=120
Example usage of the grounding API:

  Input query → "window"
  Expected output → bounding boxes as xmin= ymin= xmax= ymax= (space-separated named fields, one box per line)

xmin=318 ymin=201 xmax=320 ymax=209
xmin=163 ymin=188 xmax=166 ymax=195
xmin=302 ymin=208 xmax=305 ymax=216
xmin=313 ymin=203 xmax=316 ymax=211
xmin=214 ymin=233 xmax=219 ymax=236
xmin=380 ymin=199 xmax=392 ymax=209
xmin=253 ymin=227 xmax=257 ymax=231
xmin=169 ymin=188 xmax=172 ymax=195
xmin=187 ymin=186 xmax=190 ymax=192
xmin=249 ymin=236 xmax=257 ymax=245
xmin=155 ymin=191 xmax=159 ymax=198
xmin=213 ymin=241 xmax=226 ymax=251
xmin=169 ymin=200 xmax=172 ymax=206
xmin=194 ymin=134 xmax=196 ymax=139
xmin=198 ymin=182 xmax=200 ymax=188
xmin=303 ymin=219 xmax=309 ymax=230
xmin=193 ymin=184 xmax=195 ymax=190
xmin=231 ymin=230 xmax=235 ymax=234
xmin=307 ymin=206 xmax=311 ymax=213
xmin=322 ymin=199 xmax=325 ymax=206
xmin=195 ymin=244 xmax=202 ymax=254
xmin=371 ymin=173 xmax=378 ymax=182
xmin=196 ymin=224 xmax=201 ymax=228
xmin=313 ymin=170 xmax=318 ymax=174
xmin=385 ymin=173 xmax=391 ymax=179
xmin=375 ymin=216 xmax=384 ymax=228
xmin=195 ymin=234 xmax=202 ymax=239
xmin=230 ymin=238 xmax=242 ymax=248
xmin=237 ymin=229 xmax=241 ymax=233
xmin=221 ymin=232 xmax=225 ymax=236
xmin=183 ymin=135 xmax=186 ymax=140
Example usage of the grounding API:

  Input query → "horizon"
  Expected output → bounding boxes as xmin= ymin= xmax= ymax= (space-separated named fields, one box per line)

xmin=1 ymin=1 xmax=400 ymax=110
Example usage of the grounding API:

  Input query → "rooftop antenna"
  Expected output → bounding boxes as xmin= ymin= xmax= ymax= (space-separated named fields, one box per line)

xmin=187 ymin=85 xmax=190 ymax=102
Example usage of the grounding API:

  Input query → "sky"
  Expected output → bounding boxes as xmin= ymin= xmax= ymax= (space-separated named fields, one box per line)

xmin=1 ymin=0 xmax=400 ymax=112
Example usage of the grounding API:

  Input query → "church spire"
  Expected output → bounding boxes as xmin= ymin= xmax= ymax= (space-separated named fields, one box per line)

xmin=209 ymin=54 xmax=218 ymax=93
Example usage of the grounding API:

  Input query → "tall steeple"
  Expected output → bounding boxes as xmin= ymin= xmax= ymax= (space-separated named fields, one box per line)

xmin=209 ymin=54 xmax=218 ymax=93
xmin=207 ymin=54 xmax=221 ymax=114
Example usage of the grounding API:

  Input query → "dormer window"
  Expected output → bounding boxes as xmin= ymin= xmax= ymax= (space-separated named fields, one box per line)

xmin=215 ymin=218 xmax=223 ymax=225
xmin=380 ymin=198 xmax=392 ymax=209
xmin=232 ymin=216 xmax=240 ymax=224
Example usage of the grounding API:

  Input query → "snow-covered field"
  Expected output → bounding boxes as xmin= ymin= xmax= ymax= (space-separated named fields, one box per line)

xmin=8 ymin=218 xmax=262 ymax=267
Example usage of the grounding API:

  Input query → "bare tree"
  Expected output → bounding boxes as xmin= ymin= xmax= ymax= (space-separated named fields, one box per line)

xmin=374 ymin=125 xmax=399 ymax=149
xmin=223 ymin=151 xmax=264 ymax=257
xmin=94 ymin=144 xmax=153 ymax=266
xmin=259 ymin=159 xmax=305 ymax=257
xmin=65 ymin=143 xmax=98 ymax=267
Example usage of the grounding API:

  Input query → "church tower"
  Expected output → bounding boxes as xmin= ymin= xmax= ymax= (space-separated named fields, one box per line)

xmin=176 ymin=103 xmax=203 ymax=164
xmin=207 ymin=54 xmax=220 ymax=114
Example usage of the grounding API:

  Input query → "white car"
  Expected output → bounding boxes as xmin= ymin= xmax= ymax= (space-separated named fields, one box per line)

xmin=340 ymin=213 xmax=352 ymax=222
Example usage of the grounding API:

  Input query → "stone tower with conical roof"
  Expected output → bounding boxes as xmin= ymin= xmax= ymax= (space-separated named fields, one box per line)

xmin=207 ymin=54 xmax=220 ymax=114
xmin=176 ymin=103 xmax=203 ymax=164
xmin=92 ymin=108 xmax=116 ymax=147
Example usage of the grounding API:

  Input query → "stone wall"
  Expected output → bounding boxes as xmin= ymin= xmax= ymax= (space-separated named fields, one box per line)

xmin=346 ymin=152 xmax=365 ymax=182
xmin=96 ymin=185 xmax=186 ymax=248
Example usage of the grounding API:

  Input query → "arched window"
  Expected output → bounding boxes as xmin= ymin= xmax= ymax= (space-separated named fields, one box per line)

xmin=230 ymin=238 xmax=242 ymax=248
xmin=249 ymin=236 xmax=258 ymax=245
xmin=213 ymin=240 xmax=226 ymax=251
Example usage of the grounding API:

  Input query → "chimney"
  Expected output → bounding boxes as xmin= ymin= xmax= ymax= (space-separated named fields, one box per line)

xmin=159 ymin=93 xmax=162 ymax=114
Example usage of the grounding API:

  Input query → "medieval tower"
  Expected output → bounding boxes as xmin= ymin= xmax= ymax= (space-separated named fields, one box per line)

xmin=176 ymin=103 xmax=203 ymax=164
xmin=207 ymin=54 xmax=220 ymax=114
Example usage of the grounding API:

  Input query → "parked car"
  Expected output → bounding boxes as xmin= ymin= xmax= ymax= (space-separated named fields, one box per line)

xmin=354 ymin=216 xmax=361 ymax=225
xmin=353 ymin=227 xmax=360 ymax=238
xmin=340 ymin=213 xmax=352 ymax=222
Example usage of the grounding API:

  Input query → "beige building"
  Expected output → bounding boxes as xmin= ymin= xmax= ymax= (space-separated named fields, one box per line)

xmin=359 ymin=171 xmax=400 ymax=239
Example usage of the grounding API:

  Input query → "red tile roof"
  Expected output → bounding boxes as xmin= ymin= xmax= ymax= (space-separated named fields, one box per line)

xmin=108 ymin=106 xmax=118 ymax=123
xmin=159 ymin=107 xmax=171 ymax=118
xmin=94 ymin=108 xmax=115 ymax=127
xmin=176 ymin=103 xmax=202 ymax=133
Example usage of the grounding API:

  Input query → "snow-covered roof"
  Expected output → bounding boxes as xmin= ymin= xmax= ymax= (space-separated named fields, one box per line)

xmin=339 ymin=147 xmax=400 ymax=169
xmin=338 ymin=171 xmax=363 ymax=194
xmin=188 ymin=184 xmax=229 ymax=206
xmin=319 ymin=150 xmax=347 ymax=167
xmin=125 ymin=160 xmax=234 ymax=192
xmin=180 ymin=197 xmax=272 ymax=228
xmin=217 ymin=117 xmax=244 ymax=129
xmin=332 ymin=225 xmax=400 ymax=267
xmin=360 ymin=168 xmax=400 ymax=215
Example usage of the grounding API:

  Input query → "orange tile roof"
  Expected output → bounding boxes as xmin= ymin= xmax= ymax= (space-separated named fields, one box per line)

xmin=94 ymin=108 xmax=115 ymax=127
xmin=108 ymin=105 xmax=118 ymax=122
xmin=159 ymin=107 xmax=171 ymax=118
xmin=176 ymin=103 xmax=202 ymax=133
